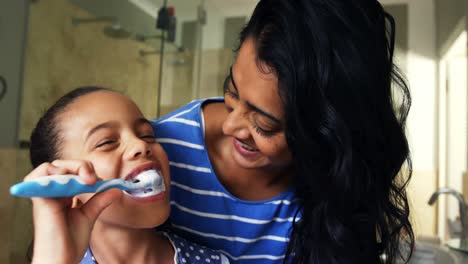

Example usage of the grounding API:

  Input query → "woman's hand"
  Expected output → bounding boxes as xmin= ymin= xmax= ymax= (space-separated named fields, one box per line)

xmin=26 ymin=160 xmax=122 ymax=264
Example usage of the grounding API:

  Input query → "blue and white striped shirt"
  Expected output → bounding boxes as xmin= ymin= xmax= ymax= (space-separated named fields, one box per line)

xmin=151 ymin=98 xmax=300 ymax=264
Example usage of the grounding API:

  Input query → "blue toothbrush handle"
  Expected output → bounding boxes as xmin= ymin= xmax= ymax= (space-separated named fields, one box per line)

xmin=9 ymin=175 xmax=140 ymax=198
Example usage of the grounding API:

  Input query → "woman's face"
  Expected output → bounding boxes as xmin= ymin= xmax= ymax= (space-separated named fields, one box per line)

xmin=58 ymin=91 xmax=170 ymax=228
xmin=223 ymin=38 xmax=292 ymax=171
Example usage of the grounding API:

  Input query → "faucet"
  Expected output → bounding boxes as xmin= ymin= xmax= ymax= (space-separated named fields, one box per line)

xmin=428 ymin=188 xmax=468 ymax=240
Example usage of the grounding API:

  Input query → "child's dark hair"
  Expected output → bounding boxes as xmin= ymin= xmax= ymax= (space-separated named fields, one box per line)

xmin=29 ymin=86 xmax=111 ymax=168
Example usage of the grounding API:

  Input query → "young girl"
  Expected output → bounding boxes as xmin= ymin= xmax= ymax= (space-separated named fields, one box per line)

xmin=21 ymin=86 xmax=228 ymax=264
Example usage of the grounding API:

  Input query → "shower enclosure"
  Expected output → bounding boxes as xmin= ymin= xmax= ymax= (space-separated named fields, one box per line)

xmin=66 ymin=0 xmax=215 ymax=117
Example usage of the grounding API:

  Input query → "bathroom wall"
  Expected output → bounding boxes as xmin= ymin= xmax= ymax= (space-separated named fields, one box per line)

xmin=406 ymin=0 xmax=438 ymax=238
xmin=19 ymin=0 xmax=161 ymax=142
xmin=0 ymin=150 xmax=25 ymax=264
xmin=380 ymin=0 xmax=439 ymax=239
xmin=0 ymin=0 xmax=28 ymax=148
xmin=0 ymin=1 xmax=30 ymax=263
xmin=435 ymin=0 xmax=466 ymax=56
xmin=434 ymin=0 xmax=468 ymax=240
xmin=158 ymin=47 xmax=232 ymax=115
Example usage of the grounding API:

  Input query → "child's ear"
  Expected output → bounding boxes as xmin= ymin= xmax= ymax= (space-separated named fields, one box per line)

xmin=72 ymin=196 xmax=84 ymax=208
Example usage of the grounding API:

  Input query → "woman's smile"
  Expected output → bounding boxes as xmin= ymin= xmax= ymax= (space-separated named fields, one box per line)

xmin=232 ymin=137 xmax=262 ymax=160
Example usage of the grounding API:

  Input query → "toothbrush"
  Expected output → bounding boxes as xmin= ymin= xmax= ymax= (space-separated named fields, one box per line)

xmin=9 ymin=173 xmax=159 ymax=198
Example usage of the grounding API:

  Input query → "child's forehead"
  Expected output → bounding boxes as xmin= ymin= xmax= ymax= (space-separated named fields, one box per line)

xmin=74 ymin=90 xmax=128 ymax=105
xmin=59 ymin=92 xmax=144 ymax=130
xmin=68 ymin=91 xmax=139 ymax=115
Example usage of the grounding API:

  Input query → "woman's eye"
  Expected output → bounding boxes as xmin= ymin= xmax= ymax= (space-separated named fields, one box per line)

xmin=252 ymin=117 xmax=280 ymax=137
xmin=253 ymin=123 xmax=276 ymax=137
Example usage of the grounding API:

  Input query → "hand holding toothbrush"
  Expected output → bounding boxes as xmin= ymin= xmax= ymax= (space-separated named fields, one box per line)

xmin=23 ymin=160 xmax=121 ymax=264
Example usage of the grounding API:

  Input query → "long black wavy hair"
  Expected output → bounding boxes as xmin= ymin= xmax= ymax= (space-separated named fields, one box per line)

xmin=238 ymin=0 xmax=413 ymax=263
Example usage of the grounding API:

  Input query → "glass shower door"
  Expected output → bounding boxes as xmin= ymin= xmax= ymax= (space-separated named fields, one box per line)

xmin=156 ymin=0 xmax=205 ymax=117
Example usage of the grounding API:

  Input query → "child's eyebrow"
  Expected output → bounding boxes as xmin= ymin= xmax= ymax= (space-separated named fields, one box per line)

xmin=85 ymin=119 xmax=151 ymax=141
xmin=85 ymin=121 xmax=117 ymax=140
xmin=135 ymin=118 xmax=151 ymax=127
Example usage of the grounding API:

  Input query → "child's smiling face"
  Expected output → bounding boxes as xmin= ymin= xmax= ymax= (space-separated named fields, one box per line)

xmin=57 ymin=90 xmax=170 ymax=228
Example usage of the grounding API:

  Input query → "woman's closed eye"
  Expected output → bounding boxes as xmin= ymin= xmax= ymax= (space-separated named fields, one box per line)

xmin=253 ymin=123 xmax=276 ymax=137
xmin=252 ymin=115 xmax=281 ymax=137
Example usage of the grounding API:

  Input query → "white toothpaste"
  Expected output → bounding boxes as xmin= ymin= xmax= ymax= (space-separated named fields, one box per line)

xmin=124 ymin=170 xmax=166 ymax=198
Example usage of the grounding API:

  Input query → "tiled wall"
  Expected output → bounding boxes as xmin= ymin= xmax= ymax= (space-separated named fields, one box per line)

xmin=0 ymin=149 xmax=20 ymax=264
xmin=159 ymin=48 xmax=232 ymax=116
xmin=0 ymin=148 xmax=32 ymax=264
xmin=408 ymin=170 xmax=438 ymax=238
xmin=19 ymin=0 xmax=161 ymax=141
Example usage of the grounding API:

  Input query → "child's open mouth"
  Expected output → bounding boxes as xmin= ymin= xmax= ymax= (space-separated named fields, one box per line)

xmin=123 ymin=170 xmax=166 ymax=198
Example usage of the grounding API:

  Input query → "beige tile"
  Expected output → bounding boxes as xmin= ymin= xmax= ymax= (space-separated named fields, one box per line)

xmin=199 ymin=48 xmax=233 ymax=98
xmin=463 ymin=171 xmax=468 ymax=204
xmin=20 ymin=0 xmax=160 ymax=142
xmin=0 ymin=148 xmax=16 ymax=264
xmin=407 ymin=170 xmax=438 ymax=237
xmin=0 ymin=148 xmax=33 ymax=264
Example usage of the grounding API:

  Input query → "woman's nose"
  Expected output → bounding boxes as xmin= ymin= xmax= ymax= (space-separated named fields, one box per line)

xmin=222 ymin=107 xmax=250 ymax=139
xmin=125 ymin=137 xmax=152 ymax=160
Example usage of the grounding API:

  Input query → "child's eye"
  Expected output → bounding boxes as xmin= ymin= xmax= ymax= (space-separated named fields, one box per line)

xmin=224 ymin=97 xmax=234 ymax=113
xmin=223 ymin=88 xmax=238 ymax=114
xmin=141 ymin=135 xmax=156 ymax=143
xmin=223 ymin=76 xmax=238 ymax=100
xmin=223 ymin=89 xmax=238 ymax=102
xmin=95 ymin=140 xmax=116 ymax=148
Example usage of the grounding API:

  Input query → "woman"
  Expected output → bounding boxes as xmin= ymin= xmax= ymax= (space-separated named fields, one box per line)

xmin=153 ymin=0 xmax=413 ymax=263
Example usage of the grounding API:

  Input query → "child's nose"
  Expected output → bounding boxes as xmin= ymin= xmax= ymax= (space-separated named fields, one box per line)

xmin=125 ymin=138 xmax=152 ymax=160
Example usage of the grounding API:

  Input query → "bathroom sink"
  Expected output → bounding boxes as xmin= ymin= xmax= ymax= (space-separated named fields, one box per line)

xmin=446 ymin=238 xmax=468 ymax=254
xmin=408 ymin=242 xmax=466 ymax=264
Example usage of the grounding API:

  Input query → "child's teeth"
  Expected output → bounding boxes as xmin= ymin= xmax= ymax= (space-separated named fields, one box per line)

xmin=124 ymin=170 xmax=165 ymax=198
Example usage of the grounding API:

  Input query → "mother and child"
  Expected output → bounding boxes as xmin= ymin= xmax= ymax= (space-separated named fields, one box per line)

xmin=21 ymin=0 xmax=415 ymax=263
